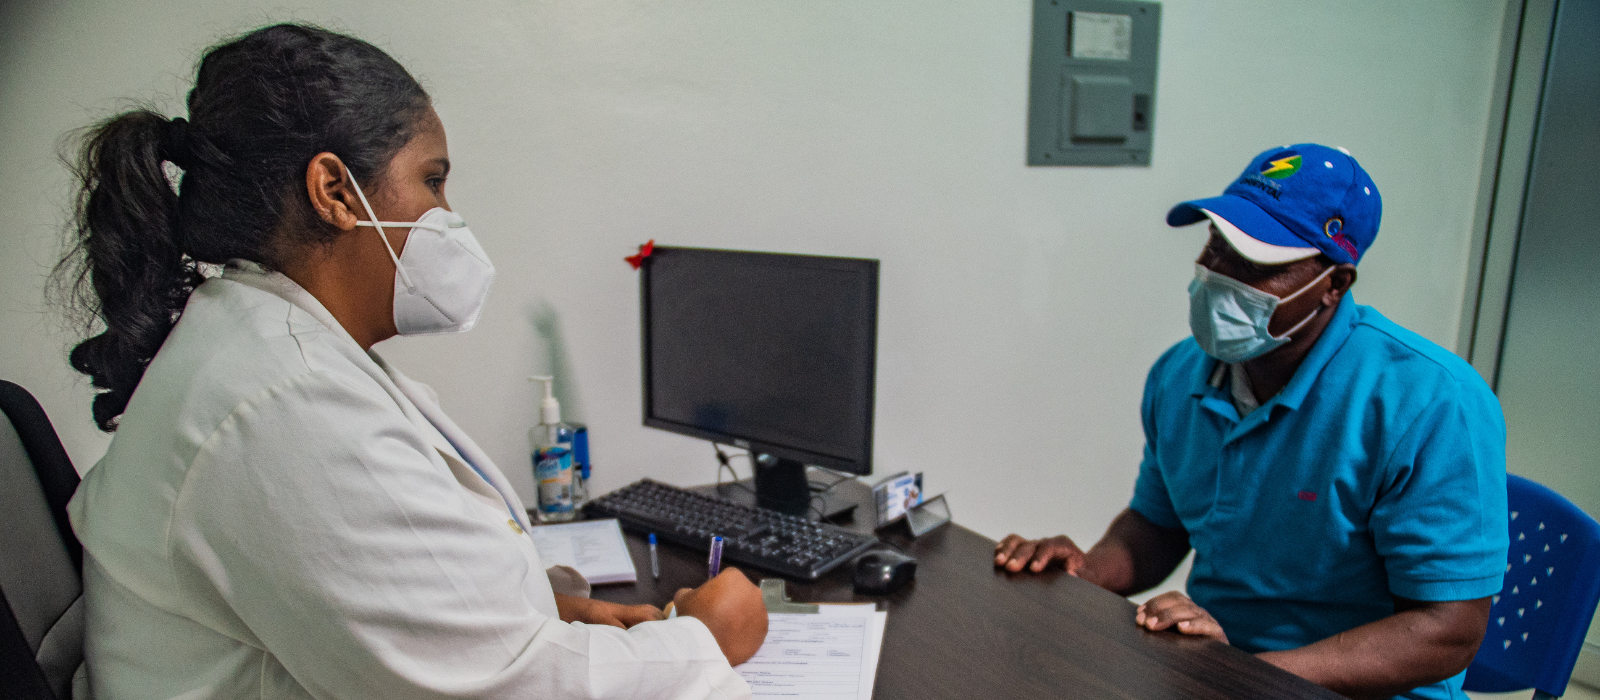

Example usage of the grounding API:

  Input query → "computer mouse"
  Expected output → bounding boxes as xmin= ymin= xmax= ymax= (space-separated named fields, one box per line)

xmin=852 ymin=549 xmax=917 ymax=595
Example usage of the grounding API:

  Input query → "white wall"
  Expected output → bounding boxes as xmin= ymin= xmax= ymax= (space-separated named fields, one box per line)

xmin=0 ymin=1 xmax=1506 ymax=584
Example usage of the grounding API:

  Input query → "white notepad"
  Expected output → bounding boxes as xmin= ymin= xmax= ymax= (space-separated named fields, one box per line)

xmin=736 ymin=603 xmax=888 ymax=700
xmin=526 ymin=519 xmax=638 ymax=584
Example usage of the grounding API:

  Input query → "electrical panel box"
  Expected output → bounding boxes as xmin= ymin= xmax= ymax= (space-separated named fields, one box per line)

xmin=1027 ymin=0 xmax=1161 ymax=166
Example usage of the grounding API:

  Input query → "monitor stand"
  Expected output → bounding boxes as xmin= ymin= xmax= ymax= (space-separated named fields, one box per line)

xmin=753 ymin=456 xmax=811 ymax=516
xmin=807 ymin=478 xmax=862 ymax=521
xmin=751 ymin=455 xmax=861 ymax=521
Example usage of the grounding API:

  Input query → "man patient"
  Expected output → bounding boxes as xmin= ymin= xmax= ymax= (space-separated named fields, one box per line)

xmin=996 ymin=144 xmax=1507 ymax=700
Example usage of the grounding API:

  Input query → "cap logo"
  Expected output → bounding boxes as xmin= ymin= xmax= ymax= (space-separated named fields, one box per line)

xmin=1260 ymin=152 xmax=1303 ymax=179
xmin=1325 ymin=217 xmax=1358 ymax=259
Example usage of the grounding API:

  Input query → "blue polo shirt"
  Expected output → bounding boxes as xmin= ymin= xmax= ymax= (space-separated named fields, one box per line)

xmin=1130 ymin=296 xmax=1507 ymax=700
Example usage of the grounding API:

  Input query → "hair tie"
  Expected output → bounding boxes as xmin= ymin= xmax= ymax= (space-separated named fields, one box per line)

xmin=162 ymin=117 xmax=195 ymax=170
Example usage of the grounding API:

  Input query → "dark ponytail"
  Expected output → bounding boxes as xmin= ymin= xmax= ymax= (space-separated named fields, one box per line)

xmin=56 ymin=24 xmax=431 ymax=431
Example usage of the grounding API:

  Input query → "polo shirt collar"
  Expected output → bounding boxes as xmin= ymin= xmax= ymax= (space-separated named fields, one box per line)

xmin=1188 ymin=294 xmax=1359 ymax=413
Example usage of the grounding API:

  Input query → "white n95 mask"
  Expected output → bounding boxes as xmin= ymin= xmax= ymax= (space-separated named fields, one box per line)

xmin=347 ymin=173 xmax=496 ymax=336
xmin=1187 ymin=263 xmax=1334 ymax=363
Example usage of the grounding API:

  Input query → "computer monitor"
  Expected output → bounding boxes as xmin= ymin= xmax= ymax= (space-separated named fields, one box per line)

xmin=640 ymin=246 xmax=879 ymax=516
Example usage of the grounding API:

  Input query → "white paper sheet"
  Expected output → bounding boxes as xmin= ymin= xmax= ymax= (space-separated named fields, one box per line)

xmin=736 ymin=604 xmax=887 ymax=700
xmin=526 ymin=519 xmax=638 ymax=584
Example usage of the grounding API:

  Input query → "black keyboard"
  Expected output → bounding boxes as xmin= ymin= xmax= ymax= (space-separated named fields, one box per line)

xmin=584 ymin=479 xmax=878 ymax=580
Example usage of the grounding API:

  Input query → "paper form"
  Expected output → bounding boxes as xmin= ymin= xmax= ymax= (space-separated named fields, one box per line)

xmin=736 ymin=604 xmax=888 ymax=700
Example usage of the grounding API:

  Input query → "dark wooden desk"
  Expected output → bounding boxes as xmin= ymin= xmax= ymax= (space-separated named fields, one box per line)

xmin=586 ymin=481 xmax=1342 ymax=700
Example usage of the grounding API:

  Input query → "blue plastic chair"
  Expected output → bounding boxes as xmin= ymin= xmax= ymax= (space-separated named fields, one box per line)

xmin=1464 ymin=474 xmax=1600 ymax=699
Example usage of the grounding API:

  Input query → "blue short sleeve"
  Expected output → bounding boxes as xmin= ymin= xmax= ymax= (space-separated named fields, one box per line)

xmin=1130 ymin=443 xmax=1181 ymax=529
xmin=1371 ymin=388 xmax=1509 ymax=601
xmin=1129 ymin=354 xmax=1182 ymax=530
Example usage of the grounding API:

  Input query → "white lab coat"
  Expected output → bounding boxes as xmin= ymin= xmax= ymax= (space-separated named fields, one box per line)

xmin=67 ymin=264 xmax=750 ymax=700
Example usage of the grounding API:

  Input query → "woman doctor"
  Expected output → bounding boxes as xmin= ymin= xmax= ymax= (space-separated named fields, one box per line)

xmin=60 ymin=23 xmax=766 ymax=699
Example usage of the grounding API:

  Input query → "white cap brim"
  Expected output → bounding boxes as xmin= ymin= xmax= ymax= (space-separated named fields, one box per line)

xmin=1200 ymin=209 xmax=1321 ymax=264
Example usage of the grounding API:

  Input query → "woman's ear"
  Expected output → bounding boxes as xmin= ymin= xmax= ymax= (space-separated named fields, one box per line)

xmin=305 ymin=152 xmax=361 ymax=230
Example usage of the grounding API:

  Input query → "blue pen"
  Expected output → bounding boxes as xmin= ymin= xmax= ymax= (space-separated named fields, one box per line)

xmin=707 ymin=535 xmax=724 ymax=578
xmin=649 ymin=533 xmax=660 ymax=579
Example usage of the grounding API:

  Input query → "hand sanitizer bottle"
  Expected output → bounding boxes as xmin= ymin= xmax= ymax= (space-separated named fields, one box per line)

xmin=529 ymin=376 xmax=576 ymax=523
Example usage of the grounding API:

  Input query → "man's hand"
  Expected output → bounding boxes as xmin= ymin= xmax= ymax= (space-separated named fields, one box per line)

xmin=554 ymin=593 xmax=665 ymax=629
xmin=994 ymin=534 xmax=1086 ymax=574
xmin=1135 ymin=591 xmax=1228 ymax=643
xmin=673 ymin=567 xmax=769 ymax=665
xmin=993 ymin=511 xmax=1190 ymax=595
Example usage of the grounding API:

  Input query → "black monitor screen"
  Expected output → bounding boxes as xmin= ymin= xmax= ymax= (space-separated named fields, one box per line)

xmin=641 ymin=246 xmax=877 ymax=474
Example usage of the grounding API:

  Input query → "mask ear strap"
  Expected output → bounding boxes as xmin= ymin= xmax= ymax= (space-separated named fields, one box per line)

xmin=360 ymin=221 xmax=447 ymax=233
xmin=1273 ymin=265 xmax=1339 ymax=339
xmin=1276 ymin=303 xmax=1322 ymax=340
xmin=1279 ymin=264 xmax=1337 ymax=304
xmin=346 ymin=168 xmax=418 ymax=293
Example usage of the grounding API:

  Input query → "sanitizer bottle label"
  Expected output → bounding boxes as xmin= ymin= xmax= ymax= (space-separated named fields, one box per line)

xmin=533 ymin=446 xmax=574 ymax=516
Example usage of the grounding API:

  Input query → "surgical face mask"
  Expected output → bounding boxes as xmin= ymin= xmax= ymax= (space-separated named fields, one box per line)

xmin=1187 ymin=263 xmax=1335 ymax=363
xmin=347 ymin=173 xmax=495 ymax=336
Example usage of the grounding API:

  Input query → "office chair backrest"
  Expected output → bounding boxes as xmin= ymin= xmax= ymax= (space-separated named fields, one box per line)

xmin=0 ymin=380 xmax=84 ymax=700
xmin=1464 ymin=473 xmax=1600 ymax=699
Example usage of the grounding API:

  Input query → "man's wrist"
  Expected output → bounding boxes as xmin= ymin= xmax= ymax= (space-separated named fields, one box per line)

xmin=1077 ymin=548 xmax=1136 ymax=594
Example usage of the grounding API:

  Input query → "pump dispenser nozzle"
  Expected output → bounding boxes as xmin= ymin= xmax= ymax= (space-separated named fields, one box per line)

xmin=528 ymin=376 xmax=561 ymax=425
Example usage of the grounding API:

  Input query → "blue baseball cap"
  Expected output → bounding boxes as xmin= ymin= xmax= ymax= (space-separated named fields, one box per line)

xmin=1167 ymin=143 xmax=1382 ymax=266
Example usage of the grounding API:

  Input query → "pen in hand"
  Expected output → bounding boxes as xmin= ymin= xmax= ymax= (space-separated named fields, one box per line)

xmin=649 ymin=533 xmax=660 ymax=580
xmin=708 ymin=535 xmax=724 ymax=579
xmin=664 ymin=536 xmax=725 ymax=619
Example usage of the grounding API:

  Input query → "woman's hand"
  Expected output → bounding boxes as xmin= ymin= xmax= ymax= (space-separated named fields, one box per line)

xmin=554 ymin=593 xmax=665 ymax=629
xmin=672 ymin=567 xmax=769 ymax=665
xmin=1136 ymin=591 xmax=1228 ymax=643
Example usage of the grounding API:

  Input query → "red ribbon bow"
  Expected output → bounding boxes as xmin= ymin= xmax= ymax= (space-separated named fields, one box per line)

xmin=625 ymin=240 xmax=656 ymax=270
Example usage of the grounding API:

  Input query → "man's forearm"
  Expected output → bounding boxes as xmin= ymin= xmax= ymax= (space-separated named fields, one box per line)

xmin=1257 ymin=598 xmax=1489 ymax=700
xmin=1078 ymin=539 xmax=1140 ymax=594
xmin=1079 ymin=509 xmax=1191 ymax=596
